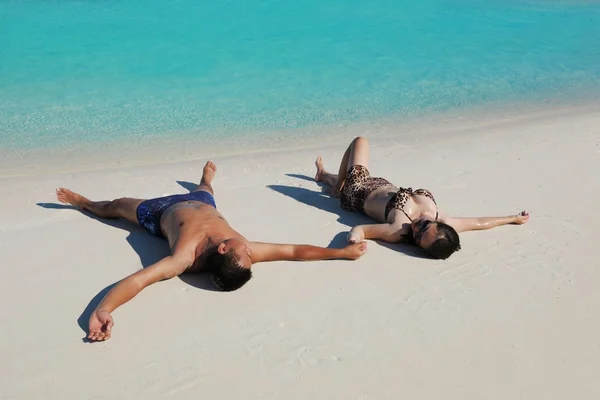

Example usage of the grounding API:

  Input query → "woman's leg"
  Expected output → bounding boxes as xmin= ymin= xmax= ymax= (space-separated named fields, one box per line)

xmin=315 ymin=136 xmax=370 ymax=192
xmin=56 ymin=188 xmax=144 ymax=225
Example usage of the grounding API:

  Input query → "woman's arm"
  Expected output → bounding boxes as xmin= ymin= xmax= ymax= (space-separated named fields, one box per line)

xmin=443 ymin=211 xmax=530 ymax=233
xmin=348 ymin=223 xmax=403 ymax=243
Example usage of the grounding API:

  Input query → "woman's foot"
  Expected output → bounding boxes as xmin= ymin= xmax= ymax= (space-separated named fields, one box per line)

xmin=315 ymin=156 xmax=342 ymax=196
xmin=202 ymin=161 xmax=217 ymax=185
xmin=329 ymin=186 xmax=341 ymax=198
xmin=314 ymin=156 xmax=325 ymax=182
xmin=56 ymin=188 xmax=88 ymax=208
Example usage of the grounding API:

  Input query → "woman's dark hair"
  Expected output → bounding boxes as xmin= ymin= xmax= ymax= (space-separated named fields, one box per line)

xmin=205 ymin=250 xmax=252 ymax=291
xmin=427 ymin=222 xmax=461 ymax=260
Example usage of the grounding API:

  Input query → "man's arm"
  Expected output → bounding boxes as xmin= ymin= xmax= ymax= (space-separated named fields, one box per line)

xmin=248 ymin=242 xmax=367 ymax=263
xmin=88 ymin=253 xmax=193 ymax=342
xmin=443 ymin=211 xmax=530 ymax=233
xmin=348 ymin=223 xmax=403 ymax=243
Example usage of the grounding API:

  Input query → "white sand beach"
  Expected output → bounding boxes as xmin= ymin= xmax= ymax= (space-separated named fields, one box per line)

xmin=1 ymin=104 xmax=599 ymax=399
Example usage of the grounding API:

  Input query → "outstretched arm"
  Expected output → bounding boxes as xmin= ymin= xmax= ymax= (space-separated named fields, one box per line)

xmin=249 ymin=241 xmax=367 ymax=263
xmin=88 ymin=253 xmax=193 ymax=342
xmin=347 ymin=223 xmax=403 ymax=243
xmin=443 ymin=211 xmax=530 ymax=233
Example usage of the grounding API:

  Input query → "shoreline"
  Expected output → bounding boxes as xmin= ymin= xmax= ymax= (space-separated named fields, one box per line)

xmin=1 ymin=97 xmax=598 ymax=178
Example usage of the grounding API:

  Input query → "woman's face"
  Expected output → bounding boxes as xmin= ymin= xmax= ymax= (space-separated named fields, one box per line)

xmin=411 ymin=217 xmax=438 ymax=249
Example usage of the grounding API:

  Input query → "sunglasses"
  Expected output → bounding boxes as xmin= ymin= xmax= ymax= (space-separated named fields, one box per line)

xmin=414 ymin=220 xmax=432 ymax=243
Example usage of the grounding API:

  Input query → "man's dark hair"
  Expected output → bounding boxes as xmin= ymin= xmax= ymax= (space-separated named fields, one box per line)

xmin=427 ymin=222 xmax=461 ymax=260
xmin=206 ymin=250 xmax=252 ymax=291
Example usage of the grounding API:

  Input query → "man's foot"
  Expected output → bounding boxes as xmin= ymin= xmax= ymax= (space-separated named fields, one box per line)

xmin=315 ymin=156 xmax=325 ymax=182
xmin=202 ymin=161 xmax=217 ymax=185
xmin=56 ymin=188 xmax=89 ymax=208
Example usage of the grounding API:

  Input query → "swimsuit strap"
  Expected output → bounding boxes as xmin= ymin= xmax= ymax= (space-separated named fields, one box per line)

xmin=384 ymin=187 xmax=411 ymax=221
xmin=402 ymin=187 xmax=414 ymax=221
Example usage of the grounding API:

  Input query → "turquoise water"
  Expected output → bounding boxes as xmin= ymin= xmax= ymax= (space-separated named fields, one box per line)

xmin=1 ymin=0 xmax=599 ymax=149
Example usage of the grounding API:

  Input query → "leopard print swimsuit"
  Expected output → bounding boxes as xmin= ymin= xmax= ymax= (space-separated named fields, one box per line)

xmin=384 ymin=187 xmax=438 ymax=222
xmin=340 ymin=165 xmax=438 ymax=222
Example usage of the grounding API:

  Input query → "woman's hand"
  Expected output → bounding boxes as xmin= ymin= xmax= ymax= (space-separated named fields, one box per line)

xmin=347 ymin=228 xmax=364 ymax=244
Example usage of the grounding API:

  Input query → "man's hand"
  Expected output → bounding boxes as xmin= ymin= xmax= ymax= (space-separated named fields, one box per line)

xmin=88 ymin=309 xmax=114 ymax=342
xmin=82 ymin=254 xmax=192 ymax=342
xmin=344 ymin=242 xmax=368 ymax=259
xmin=513 ymin=211 xmax=530 ymax=225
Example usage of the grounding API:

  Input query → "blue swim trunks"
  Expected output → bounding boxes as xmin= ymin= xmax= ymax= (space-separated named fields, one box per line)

xmin=136 ymin=191 xmax=216 ymax=236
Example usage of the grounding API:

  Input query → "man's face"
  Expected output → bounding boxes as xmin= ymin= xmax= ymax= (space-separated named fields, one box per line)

xmin=219 ymin=238 xmax=252 ymax=268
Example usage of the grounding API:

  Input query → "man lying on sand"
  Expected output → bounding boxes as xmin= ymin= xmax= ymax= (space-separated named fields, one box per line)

xmin=314 ymin=136 xmax=530 ymax=259
xmin=57 ymin=161 xmax=367 ymax=342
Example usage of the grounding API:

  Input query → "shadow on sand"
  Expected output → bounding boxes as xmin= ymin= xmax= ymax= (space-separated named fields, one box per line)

xmin=37 ymin=196 xmax=219 ymax=342
xmin=267 ymin=174 xmax=428 ymax=258
xmin=39 ymin=173 xmax=428 ymax=340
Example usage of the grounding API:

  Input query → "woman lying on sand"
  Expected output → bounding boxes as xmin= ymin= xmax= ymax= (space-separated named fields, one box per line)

xmin=314 ymin=137 xmax=530 ymax=259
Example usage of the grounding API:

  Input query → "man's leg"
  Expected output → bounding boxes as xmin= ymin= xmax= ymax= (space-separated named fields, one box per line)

xmin=192 ymin=161 xmax=217 ymax=195
xmin=56 ymin=188 xmax=144 ymax=224
xmin=315 ymin=136 xmax=370 ymax=192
